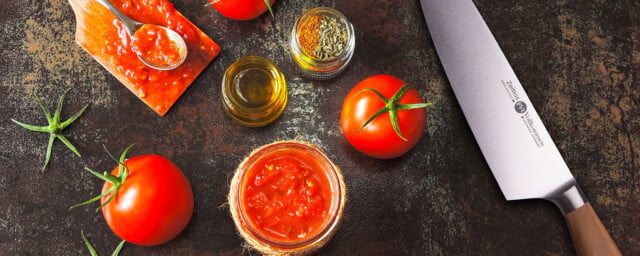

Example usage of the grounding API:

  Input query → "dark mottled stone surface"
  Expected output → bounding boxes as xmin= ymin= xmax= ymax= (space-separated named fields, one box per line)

xmin=1 ymin=0 xmax=638 ymax=255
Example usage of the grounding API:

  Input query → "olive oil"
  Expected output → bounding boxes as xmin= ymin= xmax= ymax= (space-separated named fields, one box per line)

xmin=222 ymin=56 xmax=287 ymax=127
xmin=233 ymin=68 xmax=274 ymax=108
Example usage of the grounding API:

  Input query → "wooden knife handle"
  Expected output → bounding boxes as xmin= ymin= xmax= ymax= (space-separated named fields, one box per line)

xmin=565 ymin=202 xmax=621 ymax=256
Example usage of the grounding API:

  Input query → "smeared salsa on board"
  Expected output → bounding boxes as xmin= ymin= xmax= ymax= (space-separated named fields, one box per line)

xmin=72 ymin=0 xmax=221 ymax=115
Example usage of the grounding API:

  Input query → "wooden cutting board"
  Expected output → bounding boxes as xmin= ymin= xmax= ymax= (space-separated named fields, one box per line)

xmin=68 ymin=0 xmax=221 ymax=116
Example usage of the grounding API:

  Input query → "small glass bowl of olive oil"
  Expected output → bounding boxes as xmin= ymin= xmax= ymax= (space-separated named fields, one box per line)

xmin=222 ymin=56 xmax=288 ymax=127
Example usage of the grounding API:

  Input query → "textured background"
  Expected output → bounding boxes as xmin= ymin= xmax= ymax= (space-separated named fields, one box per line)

xmin=1 ymin=0 xmax=638 ymax=255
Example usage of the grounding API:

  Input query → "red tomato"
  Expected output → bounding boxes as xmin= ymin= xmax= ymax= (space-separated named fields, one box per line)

xmin=101 ymin=154 xmax=194 ymax=246
xmin=340 ymin=74 xmax=430 ymax=159
xmin=208 ymin=0 xmax=276 ymax=20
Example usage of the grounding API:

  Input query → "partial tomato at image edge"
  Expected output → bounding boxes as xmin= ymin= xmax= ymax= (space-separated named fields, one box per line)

xmin=207 ymin=0 xmax=276 ymax=20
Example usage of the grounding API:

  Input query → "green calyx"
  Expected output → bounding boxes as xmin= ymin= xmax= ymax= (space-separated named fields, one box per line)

xmin=81 ymin=231 xmax=126 ymax=256
xmin=359 ymin=85 xmax=432 ymax=141
xmin=70 ymin=144 xmax=135 ymax=212
xmin=11 ymin=88 xmax=89 ymax=172
xmin=203 ymin=0 xmax=215 ymax=7
xmin=264 ymin=0 xmax=274 ymax=17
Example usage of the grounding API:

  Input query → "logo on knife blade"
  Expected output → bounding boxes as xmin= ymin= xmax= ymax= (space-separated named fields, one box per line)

xmin=501 ymin=80 xmax=544 ymax=148
xmin=514 ymin=101 xmax=527 ymax=114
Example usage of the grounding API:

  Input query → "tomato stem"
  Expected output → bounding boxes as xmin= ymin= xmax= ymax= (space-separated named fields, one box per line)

xmin=69 ymin=145 xmax=135 ymax=211
xmin=81 ymin=231 xmax=99 ymax=256
xmin=104 ymin=144 xmax=134 ymax=177
xmin=203 ymin=1 xmax=214 ymax=7
xmin=11 ymin=88 xmax=89 ymax=171
xmin=358 ymin=85 xmax=432 ymax=141
xmin=263 ymin=0 xmax=274 ymax=17
xmin=81 ymin=231 xmax=126 ymax=256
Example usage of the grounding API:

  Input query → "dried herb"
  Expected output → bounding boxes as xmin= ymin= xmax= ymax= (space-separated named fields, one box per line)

xmin=298 ymin=16 xmax=322 ymax=56
xmin=298 ymin=15 xmax=348 ymax=60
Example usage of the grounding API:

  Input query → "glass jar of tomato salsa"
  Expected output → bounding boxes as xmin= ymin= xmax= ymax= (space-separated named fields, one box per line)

xmin=228 ymin=141 xmax=346 ymax=255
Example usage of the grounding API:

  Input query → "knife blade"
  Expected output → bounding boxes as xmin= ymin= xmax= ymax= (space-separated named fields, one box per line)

xmin=419 ymin=0 xmax=621 ymax=255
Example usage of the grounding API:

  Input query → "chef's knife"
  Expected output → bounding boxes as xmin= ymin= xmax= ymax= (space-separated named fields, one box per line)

xmin=419 ymin=0 xmax=621 ymax=255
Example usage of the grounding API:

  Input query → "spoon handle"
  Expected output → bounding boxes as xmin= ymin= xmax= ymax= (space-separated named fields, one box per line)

xmin=95 ymin=0 xmax=139 ymax=35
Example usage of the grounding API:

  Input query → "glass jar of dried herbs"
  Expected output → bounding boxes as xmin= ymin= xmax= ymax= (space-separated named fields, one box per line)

xmin=290 ymin=7 xmax=355 ymax=80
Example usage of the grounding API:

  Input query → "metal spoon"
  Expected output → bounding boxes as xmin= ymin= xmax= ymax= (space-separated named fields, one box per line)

xmin=96 ymin=0 xmax=187 ymax=70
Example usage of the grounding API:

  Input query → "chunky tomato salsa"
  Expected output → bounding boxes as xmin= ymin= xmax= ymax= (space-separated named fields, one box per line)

xmin=131 ymin=24 xmax=184 ymax=68
xmin=240 ymin=149 xmax=333 ymax=243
